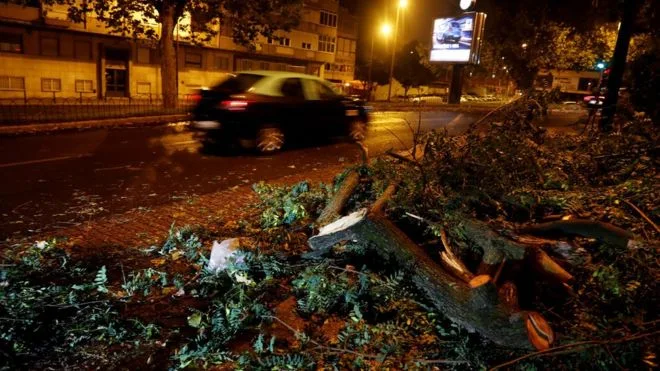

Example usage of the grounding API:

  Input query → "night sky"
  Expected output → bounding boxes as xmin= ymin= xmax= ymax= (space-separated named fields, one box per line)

xmin=349 ymin=0 xmax=465 ymax=59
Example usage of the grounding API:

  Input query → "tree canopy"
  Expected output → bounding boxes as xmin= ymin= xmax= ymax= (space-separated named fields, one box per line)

xmin=393 ymin=40 xmax=436 ymax=96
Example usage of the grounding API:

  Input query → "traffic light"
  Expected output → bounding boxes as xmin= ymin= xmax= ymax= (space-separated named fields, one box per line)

xmin=601 ymin=68 xmax=611 ymax=86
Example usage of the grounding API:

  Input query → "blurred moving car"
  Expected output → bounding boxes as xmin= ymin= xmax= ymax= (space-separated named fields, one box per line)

xmin=438 ymin=22 xmax=462 ymax=43
xmin=190 ymin=71 xmax=370 ymax=153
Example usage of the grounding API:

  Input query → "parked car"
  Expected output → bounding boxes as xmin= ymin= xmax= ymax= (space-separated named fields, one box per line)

xmin=438 ymin=22 xmax=462 ymax=44
xmin=190 ymin=71 xmax=370 ymax=153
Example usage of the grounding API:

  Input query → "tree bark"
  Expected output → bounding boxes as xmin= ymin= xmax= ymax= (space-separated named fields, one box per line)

xmin=599 ymin=0 xmax=641 ymax=131
xmin=159 ymin=3 xmax=179 ymax=109
xmin=309 ymin=209 xmax=553 ymax=350
xmin=316 ymin=171 xmax=360 ymax=226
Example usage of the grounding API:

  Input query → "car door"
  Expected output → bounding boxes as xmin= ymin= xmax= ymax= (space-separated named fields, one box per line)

xmin=302 ymin=78 xmax=346 ymax=134
xmin=278 ymin=78 xmax=306 ymax=131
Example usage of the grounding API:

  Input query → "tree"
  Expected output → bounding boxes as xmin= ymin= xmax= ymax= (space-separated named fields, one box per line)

xmin=478 ymin=0 xmax=657 ymax=90
xmin=393 ymin=40 xmax=436 ymax=97
xmin=27 ymin=0 xmax=302 ymax=107
xmin=355 ymin=58 xmax=389 ymax=100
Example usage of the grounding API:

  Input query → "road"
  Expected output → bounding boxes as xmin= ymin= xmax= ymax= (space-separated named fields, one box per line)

xmin=0 ymin=110 xmax=481 ymax=239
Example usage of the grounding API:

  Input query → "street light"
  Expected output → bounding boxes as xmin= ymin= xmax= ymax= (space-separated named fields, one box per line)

xmin=380 ymin=23 xmax=392 ymax=37
xmin=388 ymin=0 xmax=408 ymax=101
xmin=367 ymin=22 xmax=393 ymax=101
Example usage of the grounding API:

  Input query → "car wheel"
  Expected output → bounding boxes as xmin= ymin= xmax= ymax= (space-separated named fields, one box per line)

xmin=349 ymin=119 xmax=367 ymax=142
xmin=256 ymin=125 xmax=284 ymax=153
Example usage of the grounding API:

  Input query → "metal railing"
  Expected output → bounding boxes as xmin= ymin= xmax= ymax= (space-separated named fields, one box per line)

xmin=0 ymin=94 xmax=197 ymax=125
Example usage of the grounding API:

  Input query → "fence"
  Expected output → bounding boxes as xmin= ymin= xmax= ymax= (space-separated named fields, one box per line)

xmin=0 ymin=94 xmax=197 ymax=125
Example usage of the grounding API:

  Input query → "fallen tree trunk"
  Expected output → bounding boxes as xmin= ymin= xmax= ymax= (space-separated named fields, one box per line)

xmin=309 ymin=209 xmax=554 ymax=350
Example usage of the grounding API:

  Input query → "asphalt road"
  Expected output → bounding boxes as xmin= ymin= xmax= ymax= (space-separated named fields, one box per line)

xmin=0 ymin=110 xmax=481 ymax=239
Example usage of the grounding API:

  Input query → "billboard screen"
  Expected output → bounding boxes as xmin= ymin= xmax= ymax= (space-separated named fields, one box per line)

xmin=430 ymin=12 xmax=486 ymax=64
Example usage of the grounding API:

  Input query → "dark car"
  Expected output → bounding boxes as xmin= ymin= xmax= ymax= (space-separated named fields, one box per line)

xmin=439 ymin=22 xmax=462 ymax=44
xmin=190 ymin=71 xmax=370 ymax=153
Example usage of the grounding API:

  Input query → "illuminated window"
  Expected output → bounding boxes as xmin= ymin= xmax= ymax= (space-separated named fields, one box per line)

xmin=0 ymin=76 xmax=25 ymax=90
xmin=41 ymin=78 xmax=62 ymax=92
xmin=137 ymin=82 xmax=151 ymax=94
xmin=319 ymin=35 xmax=335 ymax=53
xmin=75 ymin=80 xmax=94 ymax=92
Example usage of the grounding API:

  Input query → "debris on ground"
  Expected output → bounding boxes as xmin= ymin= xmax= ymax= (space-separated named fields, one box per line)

xmin=1 ymin=93 xmax=658 ymax=369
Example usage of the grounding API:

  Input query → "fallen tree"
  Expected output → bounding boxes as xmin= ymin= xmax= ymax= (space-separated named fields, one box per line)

xmin=304 ymin=92 xmax=659 ymax=358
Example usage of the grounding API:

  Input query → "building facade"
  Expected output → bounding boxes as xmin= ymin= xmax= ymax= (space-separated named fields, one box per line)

xmin=0 ymin=0 xmax=357 ymax=100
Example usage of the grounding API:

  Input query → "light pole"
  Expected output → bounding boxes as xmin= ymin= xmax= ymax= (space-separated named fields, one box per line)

xmin=368 ymin=23 xmax=392 ymax=101
xmin=387 ymin=0 xmax=408 ymax=102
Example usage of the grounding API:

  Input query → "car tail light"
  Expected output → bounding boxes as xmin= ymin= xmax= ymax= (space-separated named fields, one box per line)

xmin=219 ymin=100 xmax=251 ymax=111
xmin=191 ymin=93 xmax=202 ymax=104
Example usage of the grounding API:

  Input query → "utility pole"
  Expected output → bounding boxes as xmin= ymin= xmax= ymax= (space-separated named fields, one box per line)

xmin=368 ymin=36 xmax=374 ymax=101
xmin=599 ymin=0 xmax=640 ymax=131
xmin=387 ymin=7 xmax=400 ymax=101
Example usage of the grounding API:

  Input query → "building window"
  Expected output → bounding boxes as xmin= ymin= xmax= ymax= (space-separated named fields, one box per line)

xmin=320 ymin=11 xmax=337 ymax=27
xmin=279 ymin=38 xmax=290 ymax=46
xmin=578 ymin=77 xmax=599 ymax=92
xmin=75 ymin=80 xmax=94 ymax=92
xmin=41 ymin=78 xmax=62 ymax=92
xmin=0 ymin=76 xmax=25 ymax=90
xmin=324 ymin=63 xmax=331 ymax=71
xmin=240 ymin=60 xmax=253 ymax=70
xmin=319 ymin=35 xmax=336 ymax=53
xmin=215 ymin=55 xmax=230 ymax=70
xmin=0 ymin=33 xmax=23 ymax=53
xmin=74 ymin=40 xmax=92 ymax=60
xmin=137 ymin=47 xmax=151 ymax=64
xmin=301 ymin=42 xmax=312 ymax=50
xmin=40 ymin=37 xmax=59 ymax=56
xmin=185 ymin=51 xmax=202 ymax=68
xmin=136 ymin=82 xmax=151 ymax=95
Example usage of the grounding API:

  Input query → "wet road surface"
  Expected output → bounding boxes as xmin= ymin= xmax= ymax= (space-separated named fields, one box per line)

xmin=0 ymin=110 xmax=481 ymax=239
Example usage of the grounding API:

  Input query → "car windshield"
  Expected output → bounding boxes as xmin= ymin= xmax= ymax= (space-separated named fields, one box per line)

xmin=214 ymin=73 xmax=265 ymax=93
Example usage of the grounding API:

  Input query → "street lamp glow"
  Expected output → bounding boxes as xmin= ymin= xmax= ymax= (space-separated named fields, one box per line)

xmin=398 ymin=0 xmax=408 ymax=9
xmin=380 ymin=23 xmax=393 ymax=37
xmin=521 ymin=43 xmax=528 ymax=49
xmin=596 ymin=62 xmax=605 ymax=69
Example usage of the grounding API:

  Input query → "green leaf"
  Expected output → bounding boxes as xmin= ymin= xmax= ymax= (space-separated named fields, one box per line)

xmin=188 ymin=312 xmax=203 ymax=328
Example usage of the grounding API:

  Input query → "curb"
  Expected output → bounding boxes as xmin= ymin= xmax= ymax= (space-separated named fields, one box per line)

xmin=0 ymin=114 xmax=190 ymax=136
xmin=369 ymin=103 xmax=503 ymax=113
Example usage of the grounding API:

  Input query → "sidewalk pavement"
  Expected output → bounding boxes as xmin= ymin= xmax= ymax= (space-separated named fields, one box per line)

xmin=0 ymin=114 xmax=189 ymax=136
xmin=39 ymin=163 xmax=347 ymax=251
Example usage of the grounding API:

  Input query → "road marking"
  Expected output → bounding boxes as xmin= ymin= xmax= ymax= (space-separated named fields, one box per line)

xmin=0 ymin=154 xmax=92 ymax=169
xmin=169 ymin=140 xmax=199 ymax=146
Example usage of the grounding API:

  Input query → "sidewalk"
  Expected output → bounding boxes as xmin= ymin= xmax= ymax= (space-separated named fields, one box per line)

xmin=42 ymin=163 xmax=347 ymax=251
xmin=0 ymin=114 xmax=189 ymax=136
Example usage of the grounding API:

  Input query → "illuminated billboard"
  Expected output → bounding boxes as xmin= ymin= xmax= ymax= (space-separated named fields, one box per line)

xmin=430 ymin=12 xmax=486 ymax=64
